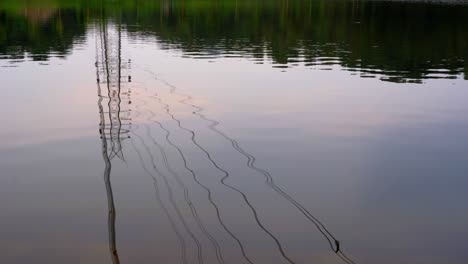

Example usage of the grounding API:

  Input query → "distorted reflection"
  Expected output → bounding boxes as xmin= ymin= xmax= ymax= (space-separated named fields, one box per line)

xmin=95 ymin=13 xmax=131 ymax=264
xmin=1 ymin=0 xmax=467 ymax=82
xmin=1 ymin=1 xmax=468 ymax=264
xmin=90 ymin=10 xmax=358 ymax=264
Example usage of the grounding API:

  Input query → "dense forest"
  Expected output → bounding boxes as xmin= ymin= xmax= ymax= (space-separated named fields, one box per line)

xmin=1 ymin=0 xmax=467 ymax=82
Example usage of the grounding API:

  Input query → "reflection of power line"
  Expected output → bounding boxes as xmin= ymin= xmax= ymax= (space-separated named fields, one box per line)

xmin=138 ymin=96 xmax=256 ymax=264
xmin=144 ymin=101 xmax=254 ymax=263
xmin=132 ymin=130 xmax=205 ymax=264
xmin=131 ymin=101 xmax=205 ymax=264
xmin=178 ymin=97 xmax=356 ymax=264
xmin=143 ymin=68 xmax=356 ymax=264
xmin=143 ymin=92 xmax=296 ymax=264
xmin=129 ymin=132 xmax=188 ymax=264
xmin=189 ymin=104 xmax=356 ymax=264
xmin=143 ymin=122 xmax=225 ymax=264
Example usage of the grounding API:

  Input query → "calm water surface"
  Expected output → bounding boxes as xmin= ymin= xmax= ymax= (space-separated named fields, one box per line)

xmin=1 ymin=0 xmax=468 ymax=263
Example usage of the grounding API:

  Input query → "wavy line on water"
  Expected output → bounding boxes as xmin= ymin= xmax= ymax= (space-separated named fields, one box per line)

xmin=139 ymin=97 xmax=255 ymax=264
xmin=144 ymin=92 xmax=296 ymax=264
xmin=180 ymin=97 xmax=356 ymax=264
xmin=142 ymin=117 xmax=225 ymax=264
xmin=129 ymin=133 xmax=188 ymax=264
xmin=141 ymin=67 xmax=356 ymax=264
xmin=177 ymin=94 xmax=356 ymax=264
xmin=133 ymin=131 xmax=204 ymax=264
xmin=132 ymin=103 xmax=205 ymax=264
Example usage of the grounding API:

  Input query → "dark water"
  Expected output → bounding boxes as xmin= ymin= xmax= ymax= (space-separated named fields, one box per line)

xmin=1 ymin=0 xmax=468 ymax=263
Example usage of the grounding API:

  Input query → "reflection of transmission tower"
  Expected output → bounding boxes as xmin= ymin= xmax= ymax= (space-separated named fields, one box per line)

xmin=96 ymin=20 xmax=131 ymax=160
xmin=95 ymin=16 xmax=131 ymax=264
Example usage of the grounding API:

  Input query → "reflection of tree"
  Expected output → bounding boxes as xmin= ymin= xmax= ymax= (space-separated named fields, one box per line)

xmin=0 ymin=8 xmax=87 ymax=61
xmin=21 ymin=8 xmax=55 ymax=23
xmin=129 ymin=0 xmax=468 ymax=82
xmin=2 ymin=0 xmax=468 ymax=82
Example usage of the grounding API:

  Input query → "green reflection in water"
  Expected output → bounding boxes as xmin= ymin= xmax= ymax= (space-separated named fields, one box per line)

xmin=1 ymin=0 xmax=467 ymax=82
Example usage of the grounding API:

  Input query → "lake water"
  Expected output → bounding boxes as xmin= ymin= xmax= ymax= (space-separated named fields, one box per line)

xmin=1 ymin=0 xmax=468 ymax=263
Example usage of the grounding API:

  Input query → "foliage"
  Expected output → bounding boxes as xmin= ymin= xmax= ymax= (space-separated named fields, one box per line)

xmin=1 ymin=0 xmax=467 ymax=81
